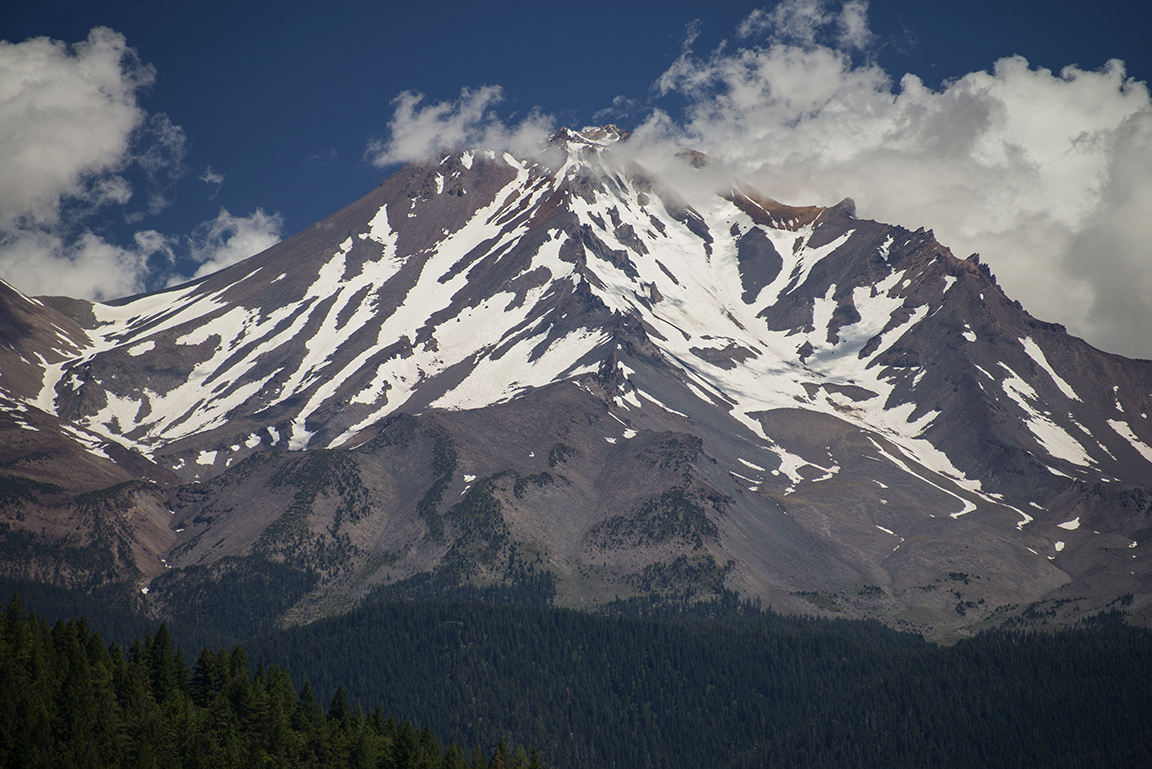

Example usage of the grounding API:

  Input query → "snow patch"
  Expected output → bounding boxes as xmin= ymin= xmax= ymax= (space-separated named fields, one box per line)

xmin=1021 ymin=337 xmax=1079 ymax=401
xmin=771 ymin=447 xmax=808 ymax=493
xmin=127 ymin=341 xmax=154 ymax=356
xmin=365 ymin=204 xmax=399 ymax=251
xmin=877 ymin=234 xmax=893 ymax=261
xmin=1107 ymin=419 xmax=1152 ymax=464
xmin=999 ymin=362 xmax=1094 ymax=467
xmin=865 ymin=436 xmax=976 ymax=518
xmin=288 ymin=417 xmax=313 ymax=451
xmin=60 ymin=424 xmax=111 ymax=460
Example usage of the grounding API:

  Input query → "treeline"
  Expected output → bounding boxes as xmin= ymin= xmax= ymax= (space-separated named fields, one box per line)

xmin=4 ymin=586 xmax=1152 ymax=768
xmin=249 ymin=596 xmax=1152 ymax=768
xmin=0 ymin=594 xmax=539 ymax=769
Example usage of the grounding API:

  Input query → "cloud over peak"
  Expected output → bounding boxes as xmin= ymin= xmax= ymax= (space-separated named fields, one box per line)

xmin=635 ymin=4 xmax=1152 ymax=359
xmin=365 ymin=1 xmax=1152 ymax=358
xmin=365 ymin=86 xmax=555 ymax=168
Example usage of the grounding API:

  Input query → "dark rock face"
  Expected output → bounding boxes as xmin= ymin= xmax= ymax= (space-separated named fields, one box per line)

xmin=1 ymin=129 xmax=1150 ymax=636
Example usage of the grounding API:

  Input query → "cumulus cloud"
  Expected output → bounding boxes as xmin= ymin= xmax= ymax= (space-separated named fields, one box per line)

xmin=0 ymin=204 xmax=283 ymax=301
xmin=0 ymin=227 xmax=172 ymax=301
xmin=0 ymin=28 xmax=280 ymax=302
xmin=183 ymin=208 xmax=284 ymax=281
xmin=0 ymin=27 xmax=154 ymax=229
xmin=633 ymin=1 xmax=1152 ymax=359
xmin=366 ymin=85 xmax=555 ymax=167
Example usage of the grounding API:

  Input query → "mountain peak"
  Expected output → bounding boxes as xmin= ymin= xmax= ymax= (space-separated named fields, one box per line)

xmin=2 ymin=133 xmax=1150 ymax=634
xmin=549 ymin=124 xmax=631 ymax=150
xmin=578 ymin=124 xmax=630 ymax=144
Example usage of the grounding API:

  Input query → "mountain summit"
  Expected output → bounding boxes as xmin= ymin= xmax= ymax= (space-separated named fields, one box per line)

xmin=2 ymin=127 xmax=1149 ymax=635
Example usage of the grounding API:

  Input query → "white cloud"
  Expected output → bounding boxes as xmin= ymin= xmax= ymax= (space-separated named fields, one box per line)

xmin=0 ymin=27 xmax=173 ymax=300
xmin=0 ymin=28 xmax=280 ymax=302
xmin=0 ymin=27 xmax=154 ymax=229
xmin=184 ymin=208 xmax=283 ymax=281
xmin=0 ymin=206 xmax=284 ymax=300
xmin=0 ymin=227 xmax=172 ymax=301
xmin=636 ymin=4 xmax=1152 ymax=359
xmin=366 ymin=85 xmax=555 ymax=167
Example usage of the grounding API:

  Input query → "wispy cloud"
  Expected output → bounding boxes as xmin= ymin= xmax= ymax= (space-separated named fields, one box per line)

xmin=200 ymin=166 xmax=225 ymax=200
xmin=736 ymin=0 xmax=873 ymax=50
xmin=633 ymin=1 xmax=1152 ymax=359
xmin=592 ymin=95 xmax=643 ymax=125
xmin=133 ymin=112 xmax=188 ymax=214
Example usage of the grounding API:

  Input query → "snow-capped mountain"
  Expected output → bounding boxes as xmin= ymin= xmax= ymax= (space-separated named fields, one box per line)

xmin=2 ymin=127 xmax=1149 ymax=635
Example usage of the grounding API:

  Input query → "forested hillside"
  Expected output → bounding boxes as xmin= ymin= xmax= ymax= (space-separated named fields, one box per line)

xmin=5 ymin=589 xmax=1149 ymax=768
xmin=249 ymin=597 xmax=1152 ymax=768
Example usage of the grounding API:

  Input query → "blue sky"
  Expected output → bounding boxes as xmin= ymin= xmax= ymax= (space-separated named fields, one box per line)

xmin=2 ymin=0 xmax=1151 ymax=357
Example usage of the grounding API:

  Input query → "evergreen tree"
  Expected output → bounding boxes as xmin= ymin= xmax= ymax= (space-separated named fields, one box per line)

xmin=443 ymin=742 xmax=469 ymax=769
xmin=489 ymin=739 xmax=507 ymax=769
xmin=330 ymin=685 xmax=352 ymax=726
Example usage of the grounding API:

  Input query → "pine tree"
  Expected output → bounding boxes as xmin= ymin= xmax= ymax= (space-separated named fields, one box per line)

xmin=489 ymin=739 xmax=507 ymax=769
xmin=394 ymin=719 xmax=420 ymax=768
xmin=508 ymin=744 xmax=529 ymax=769
xmin=329 ymin=686 xmax=352 ymax=727
xmin=443 ymin=741 xmax=469 ymax=769
xmin=146 ymin=622 xmax=179 ymax=704
xmin=297 ymin=680 xmax=325 ymax=729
